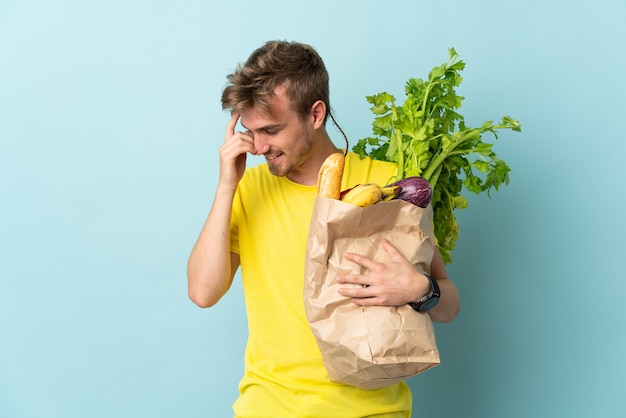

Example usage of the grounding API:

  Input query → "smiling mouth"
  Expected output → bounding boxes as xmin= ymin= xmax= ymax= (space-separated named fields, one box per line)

xmin=264 ymin=152 xmax=283 ymax=161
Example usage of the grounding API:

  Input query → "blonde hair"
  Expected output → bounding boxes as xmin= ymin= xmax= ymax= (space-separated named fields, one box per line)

xmin=221 ymin=41 xmax=330 ymax=124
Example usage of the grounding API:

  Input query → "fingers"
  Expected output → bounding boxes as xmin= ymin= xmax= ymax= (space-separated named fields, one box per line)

xmin=225 ymin=113 xmax=240 ymax=139
xmin=224 ymin=115 xmax=264 ymax=157
xmin=222 ymin=114 xmax=256 ymax=157
xmin=336 ymin=276 xmax=374 ymax=296
xmin=336 ymin=273 xmax=370 ymax=287
xmin=343 ymin=239 xmax=402 ymax=269
xmin=337 ymin=238 xmax=417 ymax=307
xmin=219 ymin=114 xmax=256 ymax=187
xmin=220 ymin=131 xmax=254 ymax=157
xmin=336 ymin=282 xmax=385 ymax=306
xmin=343 ymin=251 xmax=380 ymax=272
xmin=380 ymin=239 xmax=402 ymax=260
xmin=224 ymin=114 xmax=251 ymax=149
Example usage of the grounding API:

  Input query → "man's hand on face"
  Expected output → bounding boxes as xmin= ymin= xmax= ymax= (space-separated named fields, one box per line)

xmin=219 ymin=114 xmax=267 ymax=191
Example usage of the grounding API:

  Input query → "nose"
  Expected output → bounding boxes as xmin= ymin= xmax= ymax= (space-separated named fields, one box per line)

xmin=250 ymin=132 xmax=270 ymax=155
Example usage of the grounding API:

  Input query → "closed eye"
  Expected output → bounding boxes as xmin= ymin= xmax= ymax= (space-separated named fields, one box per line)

xmin=241 ymin=122 xmax=285 ymax=137
xmin=259 ymin=125 xmax=283 ymax=136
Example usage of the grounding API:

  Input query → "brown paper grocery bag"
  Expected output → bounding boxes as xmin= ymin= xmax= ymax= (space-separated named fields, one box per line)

xmin=303 ymin=197 xmax=440 ymax=390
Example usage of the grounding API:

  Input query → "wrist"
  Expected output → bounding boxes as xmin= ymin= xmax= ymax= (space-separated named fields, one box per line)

xmin=409 ymin=273 xmax=440 ymax=312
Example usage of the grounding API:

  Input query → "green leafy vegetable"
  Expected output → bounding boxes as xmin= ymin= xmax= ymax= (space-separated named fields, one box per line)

xmin=353 ymin=48 xmax=521 ymax=264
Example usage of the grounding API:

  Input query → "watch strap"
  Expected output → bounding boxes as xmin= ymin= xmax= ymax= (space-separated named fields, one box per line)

xmin=409 ymin=273 xmax=440 ymax=312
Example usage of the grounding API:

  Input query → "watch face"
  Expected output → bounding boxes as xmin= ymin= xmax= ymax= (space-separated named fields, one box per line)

xmin=421 ymin=297 xmax=439 ymax=311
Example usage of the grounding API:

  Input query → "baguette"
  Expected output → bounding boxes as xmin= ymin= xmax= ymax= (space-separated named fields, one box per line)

xmin=317 ymin=152 xmax=345 ymax=199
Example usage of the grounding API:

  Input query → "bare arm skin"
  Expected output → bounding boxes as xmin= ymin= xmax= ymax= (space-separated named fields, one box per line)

xmin=424 ymin=246 xmax=460 ymax=322
xmin=187 ymin=186 xmax=241 ymax=308
xmin=187 ymin=114 xmax=255 ymax=308
xmin=336 ymin=239 xmax=460 ymax=323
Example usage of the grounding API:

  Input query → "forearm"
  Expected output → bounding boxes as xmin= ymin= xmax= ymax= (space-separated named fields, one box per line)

xmin=427 ymin=277 xmax=460 ymax=323
xmin=187 ymin=185 xmax=238 ymax=308
xmin=426 ymin=247 xmax=460 ymax=323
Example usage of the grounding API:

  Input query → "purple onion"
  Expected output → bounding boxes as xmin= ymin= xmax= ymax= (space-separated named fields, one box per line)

xmin=388 ymin=176 xmax=432 ymax=208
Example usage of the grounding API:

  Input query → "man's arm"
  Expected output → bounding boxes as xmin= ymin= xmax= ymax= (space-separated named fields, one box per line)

xmin=186 ymin=114 xmax=254 ymax=308
xmin=187 ymin=186 xmax=240 ymax=308
xmin=336 ymin=239 xmax=460 ymax=323
xmin=423 ymin=245 xmax=460 ymax=323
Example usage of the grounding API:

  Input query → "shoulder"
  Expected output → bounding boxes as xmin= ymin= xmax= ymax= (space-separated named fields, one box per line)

xmin=346 ymin=151 xmax=397 ymax=172
xmin=343 ymin=152 xmax=398 ymax=187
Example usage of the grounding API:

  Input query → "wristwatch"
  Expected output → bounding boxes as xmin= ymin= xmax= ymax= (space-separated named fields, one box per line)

xmin=409 ymin=273 xmax=440 ymax=312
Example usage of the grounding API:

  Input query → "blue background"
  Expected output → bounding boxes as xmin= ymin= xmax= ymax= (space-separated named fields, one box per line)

xmin=2 ymin=1 xmax=625 ymax=417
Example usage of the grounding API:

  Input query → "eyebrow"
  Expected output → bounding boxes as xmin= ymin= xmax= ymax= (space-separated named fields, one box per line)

xmin=241 ymin=122 xmax=286 ymax=133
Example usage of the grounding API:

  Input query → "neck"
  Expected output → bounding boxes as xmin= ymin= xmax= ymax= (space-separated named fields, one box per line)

xmin=286 ymin=130 xmax=343 ymax=186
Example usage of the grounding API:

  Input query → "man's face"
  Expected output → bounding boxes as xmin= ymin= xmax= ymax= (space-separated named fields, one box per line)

xmin=240 ymin=86 xmax=314 ymax=178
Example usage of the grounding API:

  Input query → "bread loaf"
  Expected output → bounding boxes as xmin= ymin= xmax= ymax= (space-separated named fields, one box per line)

xmin=316 ymin=152 xmax=345 ymax=199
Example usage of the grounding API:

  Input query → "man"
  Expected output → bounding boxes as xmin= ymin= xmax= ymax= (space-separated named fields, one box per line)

xmin=187 ymin=40 xmax=460 ymax=417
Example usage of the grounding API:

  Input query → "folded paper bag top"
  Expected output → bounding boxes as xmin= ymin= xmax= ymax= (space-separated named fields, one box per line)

xmin=304 ymin=197 xmax=440 ymax=390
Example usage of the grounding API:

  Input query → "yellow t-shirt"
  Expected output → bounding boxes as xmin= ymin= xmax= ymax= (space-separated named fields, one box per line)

xmin=230 ymin=152 xmax=410 ymax=418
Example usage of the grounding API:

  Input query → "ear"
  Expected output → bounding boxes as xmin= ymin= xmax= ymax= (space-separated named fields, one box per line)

xmin=310 ymin=100 xmax=327 ymax=129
